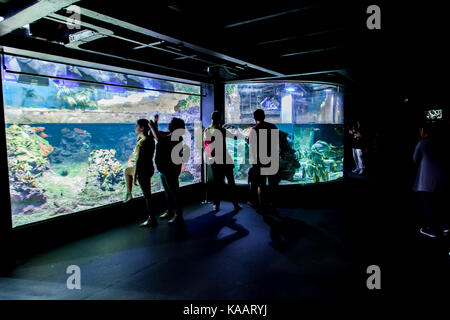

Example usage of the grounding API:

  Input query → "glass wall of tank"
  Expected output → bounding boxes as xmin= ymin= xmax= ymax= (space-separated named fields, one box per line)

xmin=2 ymin=55 xmax=202 ymax=228
xmin=224 ymin=82 xmax=344 ymax=185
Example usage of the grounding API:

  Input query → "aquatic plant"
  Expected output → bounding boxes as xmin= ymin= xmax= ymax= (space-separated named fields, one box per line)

xmin=21 ymin=88 xmax=45 ymax=107
xmin=311 ymin=140 xmax=343 ymax=159
xmin=6 ymin=124 xmax=53 ymax=175
xmin=5 ymin=124 xmax=54 ymax=213
xmin=307 ymin=150 xmax=329 ymax=182
xmin=174 ymin=95 xmax=201 ymax=112
xmin=298 ymin=140 xmax=344 ymax=183
xmin=172 ymin=82 xmax=201 ymax=95
xmin=226 ymin=84 xmax=238 ymax=96
xmin=56 ymin=87 xmax=98 ymax=111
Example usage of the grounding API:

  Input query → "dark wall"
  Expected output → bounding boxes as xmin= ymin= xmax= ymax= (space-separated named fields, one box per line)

xmin=202 ymin=83 xmax=215 ymax=127
xmin=343 ymin=1 xmax=450 ymax=188
xmin=213 ymin=82 xmax=225 ymax=121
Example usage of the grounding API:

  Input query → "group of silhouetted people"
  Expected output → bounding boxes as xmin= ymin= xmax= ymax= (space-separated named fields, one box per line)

xmin=203 ymin=109 xmax=280 ymax=215
xmin=125 ymin=109 xmax=281 ymax=229
xmin=124 ymin=115 xmax=186 ymax=227
xmin=125 ymin=109 xmax=449 ymax=240
xmin=348 ymin=117 xmax=450 ymax=240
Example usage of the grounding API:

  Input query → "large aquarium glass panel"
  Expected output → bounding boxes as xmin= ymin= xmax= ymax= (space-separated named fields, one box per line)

xmin=224 ymin=82 xmax=344 ymax=185
xmin=2 ymin=55 xmax=202 ymax=228
xmin=3 ymin=54 xmax=201 ymax=95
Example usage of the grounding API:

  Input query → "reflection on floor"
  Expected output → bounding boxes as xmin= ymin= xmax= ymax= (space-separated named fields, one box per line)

xmin=0 ymin=203 xmax=362 ymax=300
xmin=1 ymin=171 xmax=448 ymax=300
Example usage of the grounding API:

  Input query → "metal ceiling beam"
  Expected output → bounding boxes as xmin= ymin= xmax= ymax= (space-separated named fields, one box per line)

xmin=256 ymin=28 xmax=345 ymax=46
xmin=235 ymin=69 xmax=348 ymax=82
xmin=46 ymin=13 xmax=224 ymax=69
xmin=281 ymin=46 xmax=345 ymax=57
xmin=132 ymin=41 xmax=163 ymax=50
xmin=223 ymin=5 xmax=318 ymax=29
xmin=47 ymin=13 xmax=113 ymax=36
xmin=63 ymin=41 xmax=209 ymax=79
xmin=336 ymin=70 xmax=353 ymax=81
xmin=0 ymin=0 xmax=80 ymax=37
xmin=174 ymin=54 xmax=197 ymax=61
xmin=38 ymin=15 xmax=209 ymax=79
xmin=75 ymin=6 xmax=284 ymax=76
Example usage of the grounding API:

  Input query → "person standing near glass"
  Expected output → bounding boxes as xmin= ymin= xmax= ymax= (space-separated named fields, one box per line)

xmin=248 ymin=109 xmax=280 ymax=214
xmin=204 ymin=110 xmax=242 ymax=212
xmin=349 ymin=120 xmax=366 ymax=175
xmin=149 ymin=115 xmax=186 ymax=226
xmin=123 ymin=119 xmax=156 ymax=228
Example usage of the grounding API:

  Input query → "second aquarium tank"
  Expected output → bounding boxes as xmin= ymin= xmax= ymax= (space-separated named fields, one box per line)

xmin=224 ymin=82 xmax=344 ymax=185
xmin=2 ymin=54 xmax=202 ymax=228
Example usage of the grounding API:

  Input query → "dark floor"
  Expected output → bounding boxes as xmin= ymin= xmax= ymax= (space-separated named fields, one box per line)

xmin=0 ymin=170 xmax=448 ymax=300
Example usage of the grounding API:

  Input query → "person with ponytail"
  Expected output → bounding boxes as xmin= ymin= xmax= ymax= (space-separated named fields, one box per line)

xmin=123 ymin=119 xmax=157 ymax=227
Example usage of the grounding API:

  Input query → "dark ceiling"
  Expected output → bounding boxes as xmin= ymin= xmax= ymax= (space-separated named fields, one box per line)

xmin=0 ymin=0 xmax=449 ymax=98
xmin=0 ymin=0 xmax=363 ymax=84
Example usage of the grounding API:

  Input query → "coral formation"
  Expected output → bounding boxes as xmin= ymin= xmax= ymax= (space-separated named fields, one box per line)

xmin=82 ymin=149 xmax=125 ymax=193
xmin=6 ymin=124 xmax=52 ymax=213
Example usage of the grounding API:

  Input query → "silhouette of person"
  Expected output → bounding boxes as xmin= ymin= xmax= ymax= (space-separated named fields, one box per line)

xmin=248 ymin=109 xmax=280 ymax=214
xmin=349 ymin=120 xmax=366 ymax=175
xmin=149 ymin=115 xmax=186 ymax=226
xmin=123 ymin=119 xmax=156 ymax=227
xmin=204 ymin=110 xmax=242 ymax=212
xmin=414 ymin=124 xmax=450 ymax=238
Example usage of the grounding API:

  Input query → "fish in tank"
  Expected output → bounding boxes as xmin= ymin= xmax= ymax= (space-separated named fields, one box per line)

xmin=2 ymin=54 xmax=202 ymax=228
xmin=224 ymin=82 xmax=344 ymax=185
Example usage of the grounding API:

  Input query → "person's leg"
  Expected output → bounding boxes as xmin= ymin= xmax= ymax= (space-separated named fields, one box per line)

xmin=139 ymin=177 xmax=152 ymax=213
xmin=249 ymin=166 xmax=263 ymax=208
xmin=138 ymin=175 xmax=156 ymax=227
xmin=439 ymin=192 xmax=449 ymax=234
xmin=225 ymin=166 xmax=241 ymax=210
xmin=431 ymin=192 xmax=447 ymax=234
xmin=248 ymin=167 xmax=258 ymax=208
xmin=352 ymin=148 xmax=359 ymax=172
xmin=167 ymin=173 xmax=183 ymax=225
xmin=160 ymin=173 xmax=174 ymax=219
xmin=123 ymin=167 xmax=135 ymax=202
xmin=420 ymin=192 xmax=437 ymax=237
xmin=172 ymin=175 xmax=182 ymax=217
xmin=356 ymin=149 xmax=365 ymax=173
xmin=267 ymin=174 xmax=280 ymax=210
xmin=257 ymin=175 xmax=267 ymax=210
xmin=211 ymin=165 xmax=224 ymax=210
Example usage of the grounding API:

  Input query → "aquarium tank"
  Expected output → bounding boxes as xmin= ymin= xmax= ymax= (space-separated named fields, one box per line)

xmin=1 ymin=54 xmax=202 ymax=228
xmin=224 ymin=82 xmax=344 ymax=185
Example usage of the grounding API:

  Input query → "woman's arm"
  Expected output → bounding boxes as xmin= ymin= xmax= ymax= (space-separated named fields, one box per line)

xmin=149 ymin=115 xmax=162 ymax=141
xmin=223 ymin=124 xmax=246 ymax=140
